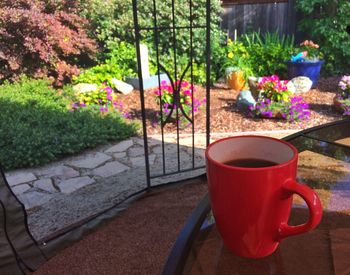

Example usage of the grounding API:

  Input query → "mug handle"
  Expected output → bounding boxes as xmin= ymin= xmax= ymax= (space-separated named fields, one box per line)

xmin=278 ymin=179 xmax=323 ymax=240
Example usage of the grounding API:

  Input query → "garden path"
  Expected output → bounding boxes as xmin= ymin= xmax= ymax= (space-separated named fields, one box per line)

xmin=6 ymin=130 xmax=296 ymax=240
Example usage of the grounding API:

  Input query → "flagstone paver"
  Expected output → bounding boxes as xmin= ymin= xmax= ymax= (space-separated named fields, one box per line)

xmin=92 ymin=161 xmax=130 ymax=178
xmin=34 ymin=179 xmax=57 ymax=193
xmin=12 ymin=184 xmax=31 ymax=195
xmin=113 ymin=152 xmax=127 ymax=159
xmin=5 ymin=172 xmax=37 ymax=186
xmin=58 ymin=176 xmax=95 ymax=194
xmin=69 ymin=152 xmax=112 ymax=169
xmin=128 ymin=147 xmax=146 ymax=157
xmin=36 ymin=165 xmax=79 ymax=180
xmin=130 ymin=154 xmax=156 ymax=167
xmin=105 ymin=140 xmax=133 ymax=153
xmin=18 ymin=191 xmax=53 ymax=209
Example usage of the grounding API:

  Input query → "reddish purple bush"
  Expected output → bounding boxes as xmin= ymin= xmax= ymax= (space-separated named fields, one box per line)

xmin=0 ymin=0 xmax=97 ymax=85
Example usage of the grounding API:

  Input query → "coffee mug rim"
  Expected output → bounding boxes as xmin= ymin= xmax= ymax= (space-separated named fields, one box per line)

xmin=205 ymin=135 xmax=298 ymax=171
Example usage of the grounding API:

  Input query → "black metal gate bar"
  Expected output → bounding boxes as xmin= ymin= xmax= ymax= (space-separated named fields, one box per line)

xmin=189 ymin=0 xmax=195 ymax=169
xmin=206 ymin=0 xmax=211 ymax=146
xmin=132 ymin=0 xmax=151 ymax=189
xmin=132 ymin=0 xmax=211 ymax=182
xmin=152 ymin=0 xmax=167 ymax=175
xmin=171 ymin=0 xmax=181 ymax=172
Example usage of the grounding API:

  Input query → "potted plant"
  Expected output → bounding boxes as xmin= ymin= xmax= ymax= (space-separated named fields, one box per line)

xmin=225 ymin=66 xmax=246 ymax=91
xmin=224 ymin=40 xmax=253 ymax=91
xmin=287 ymin=40 xmax=324 ymax=88
xmin=334 ymin=76 xmax=350 ymax=115
xmin=249 ymin=75 xmax=311 ymax=121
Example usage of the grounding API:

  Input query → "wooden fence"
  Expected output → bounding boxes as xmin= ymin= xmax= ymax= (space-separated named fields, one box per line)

xmin=221 ymin=0 xmax=299 ymax=40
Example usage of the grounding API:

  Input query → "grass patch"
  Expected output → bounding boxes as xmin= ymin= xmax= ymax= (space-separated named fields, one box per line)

xmin=0 ymin=78 xmax=139 ymax=170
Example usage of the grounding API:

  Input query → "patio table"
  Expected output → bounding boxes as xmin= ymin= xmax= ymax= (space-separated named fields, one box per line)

xmin=163 ymin=119 xmax=350 ymax=275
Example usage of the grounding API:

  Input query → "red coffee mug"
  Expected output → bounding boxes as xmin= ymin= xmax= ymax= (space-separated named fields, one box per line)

xmin=205 ymin=136 xmax=323 ymax=258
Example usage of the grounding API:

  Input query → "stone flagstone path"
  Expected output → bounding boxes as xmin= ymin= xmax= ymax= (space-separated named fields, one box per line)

xmin=5 ymin=130 xmax=296 ymax=240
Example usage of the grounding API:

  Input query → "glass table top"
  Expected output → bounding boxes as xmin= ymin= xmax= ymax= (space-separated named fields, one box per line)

xmin=163 ymin=119 xmax=350 ymax=275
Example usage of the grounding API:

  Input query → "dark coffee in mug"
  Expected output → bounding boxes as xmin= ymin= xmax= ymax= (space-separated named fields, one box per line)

xmin=224 ymin=158 xmax=278 ymax=168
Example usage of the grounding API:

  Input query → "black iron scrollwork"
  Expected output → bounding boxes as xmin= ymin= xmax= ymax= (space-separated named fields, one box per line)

xmin=158 ymin=63 xmax=193 ymax=127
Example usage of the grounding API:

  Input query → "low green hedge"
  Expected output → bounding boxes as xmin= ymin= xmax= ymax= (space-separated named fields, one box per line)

xmin=0 ymin=78 xmax=139 ymax=170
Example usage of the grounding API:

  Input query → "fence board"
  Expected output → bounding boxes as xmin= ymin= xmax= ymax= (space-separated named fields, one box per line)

xmin=221 ymin=0 xmax=297 ymax=39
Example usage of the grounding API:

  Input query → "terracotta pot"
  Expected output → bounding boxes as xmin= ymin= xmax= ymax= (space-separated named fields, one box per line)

xmin=227 ymin=71 xmax=246 ymax=91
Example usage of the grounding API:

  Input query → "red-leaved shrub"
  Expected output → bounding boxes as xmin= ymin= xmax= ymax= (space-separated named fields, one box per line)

xmin=0 ymin=0 xmax=97 ymax=85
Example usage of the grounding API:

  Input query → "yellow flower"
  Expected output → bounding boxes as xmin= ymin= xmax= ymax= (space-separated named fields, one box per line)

xmin=228 ymin=52 xmax=234 ymax=59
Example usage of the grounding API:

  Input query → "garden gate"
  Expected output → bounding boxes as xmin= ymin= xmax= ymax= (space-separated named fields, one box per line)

xmin=132 ymin=0 xmax=212 ymax=187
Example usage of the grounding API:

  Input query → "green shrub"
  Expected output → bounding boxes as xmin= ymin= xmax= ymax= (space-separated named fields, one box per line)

xmin=73 ymin=42 xmax=138 ymax=87
xmin=0 ymin=78 xmax=139 ymax=170
xmin=241 ymin=32 xmax=295 ymax=78
xmin=80 ymin=0 xmax=227 ymax=84
xmin=81 ymin=0 xmax=223 ymax=59
xmin=296 ymin=0 xmax=350 ymax=74
xmin=0 ymin=0 xmax=97 ymax=85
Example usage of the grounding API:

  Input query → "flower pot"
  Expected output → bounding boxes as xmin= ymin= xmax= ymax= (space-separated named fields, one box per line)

xmin=287 ymin=60 xmax=324 ymax=88
xmin=227 ymin=70 xmax=246 ymax=91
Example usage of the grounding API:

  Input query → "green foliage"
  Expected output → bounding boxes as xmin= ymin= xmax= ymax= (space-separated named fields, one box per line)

xmin=297 ymin=40 xmax=323 ymax=60
xmin=225 ymin=32 xmax=295 ymax=78
xmin=73 ymin=42 xmax=137 ymax=87
xmin=242 ymin=32 xmax=295 ymax=78
xmin=81 ymin=0 xmax=223 ymax=58
xmin=296 ymin=0 xmax=350 ymax=74
xmin=0 ymin=78 xmax=138 ymax=170
xmin=225 ymin=40 xmax=254 ymax=80
xmin=76 ymin=88 xmax=115 ymax=106
xmin=81 ymin=0 xmax=226 ymax=85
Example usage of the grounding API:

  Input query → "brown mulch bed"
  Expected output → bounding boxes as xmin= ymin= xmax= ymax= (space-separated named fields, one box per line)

xmin=119 ymin=76 xmax=343 ymax=135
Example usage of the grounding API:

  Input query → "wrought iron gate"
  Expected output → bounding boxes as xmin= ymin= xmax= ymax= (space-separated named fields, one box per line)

xmin=132 ymin=0 xmax=212 ymax=187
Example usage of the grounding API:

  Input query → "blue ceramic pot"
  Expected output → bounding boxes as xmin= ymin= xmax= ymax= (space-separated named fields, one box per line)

xmin=287 ymin=60 xmax=324 ymax=88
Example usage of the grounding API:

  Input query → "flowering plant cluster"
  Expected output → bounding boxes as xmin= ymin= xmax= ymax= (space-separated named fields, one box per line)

xmin=258 ymin=75 xmax=292 ymax=102
xmin=154 ymin=80 xmax=206 ymax=127
xmin=336 ymin=76 xmax=350 ymax=116
xmin=299 ymin=40 xmax=321 ymax=61
xmin=249 ymin=75 xmax=310 ymax=122
xmin=250 ymin=97 xmax=310 ymax=122
xmin=71 ymin=86 xmax=130 ymax=118
xmin=338 ymin=75 xmax=350 ymax=99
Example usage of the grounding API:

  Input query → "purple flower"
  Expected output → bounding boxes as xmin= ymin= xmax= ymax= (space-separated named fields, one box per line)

xmin=100 ymin=107 xmax=108 ymax=113
xmin=261 ymin=110 xmax=273 ymax=118
xmin=123 ymin=113 xmax=130 ymax=119
xmin=104 ymin=86 xmax=113 ymax=94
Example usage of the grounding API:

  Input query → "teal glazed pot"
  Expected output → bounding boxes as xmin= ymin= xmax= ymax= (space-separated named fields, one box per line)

xmin=287 ymin=60 xmax=324 ymax=88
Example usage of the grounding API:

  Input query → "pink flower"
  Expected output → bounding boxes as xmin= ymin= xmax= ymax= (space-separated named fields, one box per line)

xmin=183 ymin=90 xmax=191 ymax=96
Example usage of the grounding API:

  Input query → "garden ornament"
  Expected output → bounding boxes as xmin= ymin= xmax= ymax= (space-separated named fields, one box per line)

xmin=291 ymin=51 xmax=308 ymax=62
